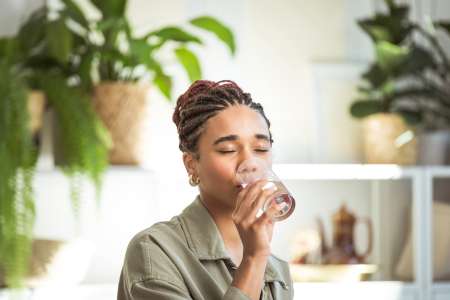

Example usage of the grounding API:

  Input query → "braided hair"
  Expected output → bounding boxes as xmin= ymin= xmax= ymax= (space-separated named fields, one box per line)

xmin=172 ymin=80 xmax=273 ymax=158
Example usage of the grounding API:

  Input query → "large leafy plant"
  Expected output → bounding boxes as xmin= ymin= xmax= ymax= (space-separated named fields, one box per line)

xmin=0 ymin=61 xmax=36 ymax=288
xmin=350 ymin=0 xmax=450 ymax=131
xmin=51 ymin=0 xmax=235 ymax=99
xmin=8 ymin=6 xmax=112 ymax=213
xmin=0 ymin=5 xmax=111 ymax=288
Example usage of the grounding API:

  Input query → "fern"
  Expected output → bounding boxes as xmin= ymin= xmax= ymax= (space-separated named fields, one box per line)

xmin=0 ymin=62 xmax=37 ymax=288
xmin=40 ymin=74 xmax=112 ymax=214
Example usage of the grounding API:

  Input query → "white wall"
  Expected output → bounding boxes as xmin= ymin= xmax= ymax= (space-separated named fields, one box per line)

xmin=2 ymin=0 xmax=450 ymax=286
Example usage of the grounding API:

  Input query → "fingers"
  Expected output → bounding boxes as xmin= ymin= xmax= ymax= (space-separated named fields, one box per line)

xmin=248 ymin=184 xmax=280 ymax=221
xmin=233 ymin=181 xmax=263 ymax=223
xmin=233 ymin=180 xmax=278 ymax=224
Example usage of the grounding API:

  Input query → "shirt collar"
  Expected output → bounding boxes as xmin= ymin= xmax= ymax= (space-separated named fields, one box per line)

xmin=178 ymin=195 xmax=287 ymax=285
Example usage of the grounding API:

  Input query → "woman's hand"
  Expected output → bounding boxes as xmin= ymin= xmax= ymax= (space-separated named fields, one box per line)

xmin=230 ymin=179 xmax=280 ymax=300
xmin=232 ymin=179 xmax=280 ymax=259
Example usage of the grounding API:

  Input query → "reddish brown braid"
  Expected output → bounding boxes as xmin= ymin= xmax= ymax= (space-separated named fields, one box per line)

xmin=172 ymin=79 xmax=273 ymax=156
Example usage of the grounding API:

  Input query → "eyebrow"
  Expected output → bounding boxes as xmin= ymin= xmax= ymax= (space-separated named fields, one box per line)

xmin=213 ymin=134 xmax=271 ymax=145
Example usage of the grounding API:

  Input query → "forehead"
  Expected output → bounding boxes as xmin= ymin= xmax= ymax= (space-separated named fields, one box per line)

xmin=201 ymin=105 xmax=269 ymax=142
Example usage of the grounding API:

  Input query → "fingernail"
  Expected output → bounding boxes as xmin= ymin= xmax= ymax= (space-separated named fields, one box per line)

xmin=262 ymin=181 xmax=277 ymax=191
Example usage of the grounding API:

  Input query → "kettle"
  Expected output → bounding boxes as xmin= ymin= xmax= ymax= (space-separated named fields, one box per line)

xmin=317 ymin=204 xmax=373 ymax=264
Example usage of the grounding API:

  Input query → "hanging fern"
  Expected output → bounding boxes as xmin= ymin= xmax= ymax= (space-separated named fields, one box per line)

xmin=0 ymin=62 xmax=37 ymax=288
xmin=40 ymin=74 xmax=112 ymax=213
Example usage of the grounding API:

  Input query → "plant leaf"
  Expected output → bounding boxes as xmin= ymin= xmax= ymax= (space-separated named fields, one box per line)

xmin=128 ymin=38 xmax=163 ymax=72
xmin=79 ymin=51 xmax=95 ymax=87
xmin=147 ymin=26 xmax=203 ymax=44
xmin=190 ymin=16 xmax=236 ymax=55
xmin=45 ymin=18 xmax=73 ymax=64
xmin=350 ymin=100 xmax=384 ymax=118
xmin=397 ymin=110 xmax=422 ymax=125
xmin=402 ymin=45 xmax=435 ymax=74
xmin=358 ymin=20 xmax=393 ymax=42
xmin=17 ymin=7 xmax=47 ymax=55
xmin=0 ymin=37 xmax=21 ymax=65
xmin=174 ymin=47 xmax=202 ymax=82
xmin=357 ymin=4 xmax=411 ymax=44
xmin=153 ymin=72 xmax=172 ymax=100
xmin=91 ymin=0 xmax=127 ymax=18
xmin=61 ymin=0 xmax=89 ymax=27
xmin=362 ymin=63 xmax=388 ymax=88
xmin=435 ymin=21 xmax=450 ymax=36
xmin=376 ymin=41 xmax=409 ymax=73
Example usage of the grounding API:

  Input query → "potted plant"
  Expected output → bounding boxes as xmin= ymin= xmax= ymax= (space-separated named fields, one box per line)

xmin=350 ymin=0 xmax=450 ymax=164
xmin=0 ymin=60 xmax=37 ymax=288
xmin=0 ymin=6 xmax=111 ymax=288
xmin=49 ymin=0 xmax=236 ymax=164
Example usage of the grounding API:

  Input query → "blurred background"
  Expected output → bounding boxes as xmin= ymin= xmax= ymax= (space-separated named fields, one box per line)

xmin=1 ymin=0 xmax=450 ymax=299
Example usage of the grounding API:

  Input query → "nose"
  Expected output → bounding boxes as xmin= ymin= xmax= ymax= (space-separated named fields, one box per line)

xmin=236 ymin=147 xmax=257 ymax=170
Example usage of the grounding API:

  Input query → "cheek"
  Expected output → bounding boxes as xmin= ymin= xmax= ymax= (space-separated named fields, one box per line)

xmin=200 ymin=157 xmax=235 ymax=187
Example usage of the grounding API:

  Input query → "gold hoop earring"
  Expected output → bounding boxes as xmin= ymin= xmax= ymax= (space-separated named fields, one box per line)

xmin=189 ymin=174 xmax=200 ymax=186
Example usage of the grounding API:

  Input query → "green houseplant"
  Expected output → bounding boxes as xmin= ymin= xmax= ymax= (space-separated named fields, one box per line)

xmin=0 ymin=6 xmax=111 ymax=288
xmin=47 ymin=0 xmax=235 ymax=164
xmin=0 ymin=60 xmax=37 ymax=288
xmin=0 ymin=0 xmax=235 ymax=287
xmin=349 ymin=0 xmax=450 ymax=164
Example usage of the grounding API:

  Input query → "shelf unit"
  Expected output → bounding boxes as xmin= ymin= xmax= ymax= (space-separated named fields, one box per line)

xmin=272 ymin=164 xmax=450 ymax=300
xmin=0 ymin=164 xmax=448 ymax=300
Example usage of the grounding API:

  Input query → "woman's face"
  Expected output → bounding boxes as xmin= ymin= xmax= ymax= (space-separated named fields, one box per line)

xmin=185 ymin=104 xmax=273 ymax=212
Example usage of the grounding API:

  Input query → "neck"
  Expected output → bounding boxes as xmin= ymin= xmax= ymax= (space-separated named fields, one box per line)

xmin=199 ymin=192 xmax=243 ymax=265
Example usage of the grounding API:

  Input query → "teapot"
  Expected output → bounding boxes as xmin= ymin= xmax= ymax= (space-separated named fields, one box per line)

xmin=317 ymin=204 xmax=372 ymax=264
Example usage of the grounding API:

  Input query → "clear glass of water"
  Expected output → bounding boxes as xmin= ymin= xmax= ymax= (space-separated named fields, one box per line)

xmin=235 ymin=157 xmax=295 ymax=221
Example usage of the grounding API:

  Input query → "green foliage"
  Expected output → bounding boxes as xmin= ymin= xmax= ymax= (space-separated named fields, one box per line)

xmin=0 ymin=3 xmax=111 ymax=287
xmin=350 ymin=0 xmax=450 ymax=130
xmin=0 ymin=62 xmax=36 ymax=288
xmin=54 ymin=0 xmax=236 ymax=100
xmin=39 ymin=75 xmax=112 ymax=212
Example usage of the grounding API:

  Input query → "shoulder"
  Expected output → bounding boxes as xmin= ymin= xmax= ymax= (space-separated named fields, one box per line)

xmin=121 ymin=217 xmax=187 ymax=287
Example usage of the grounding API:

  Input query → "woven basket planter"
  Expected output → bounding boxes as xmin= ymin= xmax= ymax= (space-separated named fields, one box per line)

xmin=92 ymin=82 xmax=149 ymax=165
xmin=362 ymin=113 xmax=417 ymax=165
xmin=28 ymin=90 xmax=46 ymax=135
xmin=0 ymin=238 xmax=93 ymax=288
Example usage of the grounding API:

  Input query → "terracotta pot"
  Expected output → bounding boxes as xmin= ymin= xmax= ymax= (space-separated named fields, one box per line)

xmin=92 ymin=82 xmax=149 ymax=165
xmin=362 ymin=113 xmax=417 ymax=165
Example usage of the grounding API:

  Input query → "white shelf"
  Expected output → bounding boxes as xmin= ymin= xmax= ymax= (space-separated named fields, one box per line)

xmin=28 ymin=163 xmax=450 ymax=300
xmin=432 ymin=282 xmax=450 ymax=300
xmin=273 ymin=164 xmax=419 ymax=180
xmin=293 ymin=282 xmax=417 ymax=300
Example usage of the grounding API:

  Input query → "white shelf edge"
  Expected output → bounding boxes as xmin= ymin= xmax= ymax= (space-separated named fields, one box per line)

xmin=432 ymin=282 xmax=450 ymax=292
xmin=273 ymin=164 xmax=420 ymax=180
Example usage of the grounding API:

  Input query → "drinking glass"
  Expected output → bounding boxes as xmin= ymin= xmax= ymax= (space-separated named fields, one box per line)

xmin=235 ymin=158 xmax=295 ymax=221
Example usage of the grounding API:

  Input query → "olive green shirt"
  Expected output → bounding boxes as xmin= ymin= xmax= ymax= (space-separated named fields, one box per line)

xmin=117 ymin=196 xmax=294 ymax=300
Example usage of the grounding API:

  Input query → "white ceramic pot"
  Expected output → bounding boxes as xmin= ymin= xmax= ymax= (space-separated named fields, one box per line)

xmin=417 ymin=130 xmax=450 ymax=165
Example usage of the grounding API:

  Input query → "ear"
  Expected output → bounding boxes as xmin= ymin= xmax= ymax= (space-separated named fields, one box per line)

xmin=182 ymin=152 xmax=198 ymax=176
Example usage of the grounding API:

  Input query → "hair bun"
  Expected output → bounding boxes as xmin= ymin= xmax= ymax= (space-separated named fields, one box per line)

xmin=172 ymin=80 xmax=216 ymax=128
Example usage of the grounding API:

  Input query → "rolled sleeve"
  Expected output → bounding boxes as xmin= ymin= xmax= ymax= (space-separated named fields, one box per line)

xmin=223 ymin=286 xmax=252 ymax=300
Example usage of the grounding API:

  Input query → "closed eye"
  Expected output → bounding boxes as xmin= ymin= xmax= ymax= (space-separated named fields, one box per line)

xmin=217 ymin=150 xmax=236 ymax=154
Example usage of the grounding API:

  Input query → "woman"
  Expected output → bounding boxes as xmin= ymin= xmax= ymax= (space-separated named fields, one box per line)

xmin=117 ymin=80 xmax=294 ymax=300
